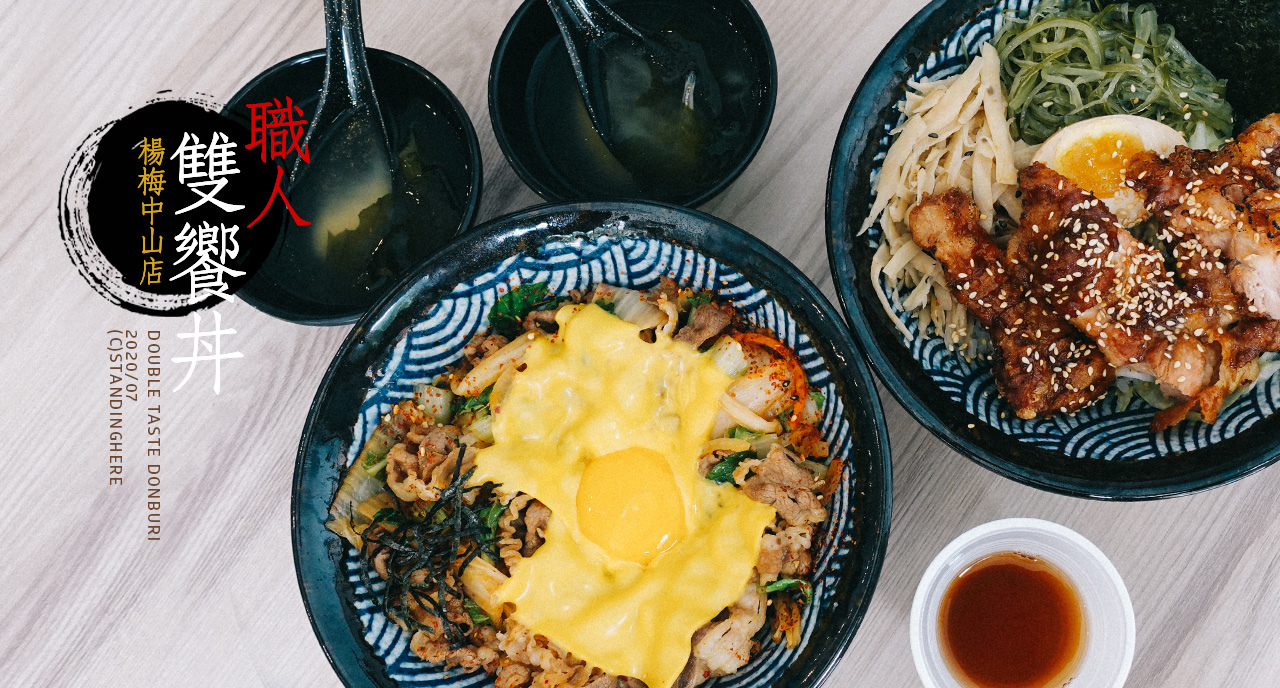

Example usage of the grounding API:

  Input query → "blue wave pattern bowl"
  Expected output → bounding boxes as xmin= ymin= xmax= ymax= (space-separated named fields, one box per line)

xmin=826 ymin=0 xmax=1280 ymax=498
xmin=296 ymin=202 xmax=890 ymax=687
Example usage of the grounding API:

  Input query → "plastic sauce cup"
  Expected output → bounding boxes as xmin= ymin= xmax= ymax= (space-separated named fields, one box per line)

xmin=911 ymin=518 xmax=1135 ymax=688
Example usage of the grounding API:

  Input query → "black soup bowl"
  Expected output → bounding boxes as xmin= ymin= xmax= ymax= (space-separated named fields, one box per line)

xmin=490 ymin=0 xmax=777 ymax=207
xmin=224 ymin=48 xmax=482 ymax=326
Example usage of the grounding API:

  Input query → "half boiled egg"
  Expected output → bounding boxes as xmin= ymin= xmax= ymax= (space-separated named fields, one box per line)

xmin=1033 ymin=114 xmax=1186 ymax=226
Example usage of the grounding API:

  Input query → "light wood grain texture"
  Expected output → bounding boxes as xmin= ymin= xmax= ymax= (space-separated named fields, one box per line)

xmin=2 ymin=1 xmax=1279 ymax=686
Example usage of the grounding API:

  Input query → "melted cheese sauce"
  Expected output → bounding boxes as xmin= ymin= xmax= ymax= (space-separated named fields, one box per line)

xmin=471 ymin=304 xmax=776 ymax=688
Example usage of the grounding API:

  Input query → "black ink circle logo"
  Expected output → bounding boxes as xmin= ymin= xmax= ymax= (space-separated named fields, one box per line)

xmin=59 ymin=98 xmax=284 ymax=316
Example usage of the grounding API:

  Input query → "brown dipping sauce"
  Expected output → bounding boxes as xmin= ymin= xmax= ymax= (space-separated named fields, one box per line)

xmin=939 ymin=552 xmax=1085 ymax=688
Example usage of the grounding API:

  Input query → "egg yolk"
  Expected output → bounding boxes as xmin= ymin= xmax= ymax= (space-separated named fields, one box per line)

xmin=577 ymin=447 xmax=687 ymax=566
xmin=1054 ymin=130 xmax=1145 ymax=199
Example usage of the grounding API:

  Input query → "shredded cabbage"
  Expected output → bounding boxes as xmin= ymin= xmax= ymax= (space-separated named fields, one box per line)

xmin=464 ymin=412 xmax=495 ymax=445
xmin=1114 ymin=353 xmax=1280 ymax=415
xmin=326 ymin=405 xmax=412 ymax=546
xmin=994 ymin=0 xmax=1233 ymax=146
xmin=707 ymin=336 xmax=749 ymax=377
xmin=590 ymin=284 xmax=667 ymax=330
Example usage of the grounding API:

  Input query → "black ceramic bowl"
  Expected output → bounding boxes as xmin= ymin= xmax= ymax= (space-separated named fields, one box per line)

xmin=294 ymin=201 xmax=890 ymax=687
xmin=489 ymin=0 xmax=776 ymax=208
xmin=826 ymin=0 xmax=1280 ymax=499
xmin=223 ymin=49 xmax=482 ymax=326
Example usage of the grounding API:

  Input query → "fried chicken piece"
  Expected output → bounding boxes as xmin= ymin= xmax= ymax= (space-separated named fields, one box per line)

xmin=1156 ymin=227 xmax=1272 ymax=427
xmin=1118 ymin=115 xmax=1280 ymax=426
xmin=1229 ymin=318 xmax=1280 ymax=368
xmin=1155 ymin=331 xmax=1268 ymax=429
xmin=1015 ymin=163 xmax=1259 ymax=429
xmin=1128 ymin=113 xmax=1280 ymax=321
xmin=910 ymin=188 xmax=1113 ymax=418
xmin=1169 ymin=232 xmax=1245 ymax=332
xmin=1230 ymin=113 xmax=1280 ymax=189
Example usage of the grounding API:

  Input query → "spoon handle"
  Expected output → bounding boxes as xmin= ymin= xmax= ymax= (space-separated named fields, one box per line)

xmin=546 ymin=0 xmax=641 ymax=39
xmin=292 ymin=0 xmax=393 ymax=182
xmin=546 ymin=0 xmax=643 ymax=137
xmin=323 ymin=0 xmax=377 ymax=111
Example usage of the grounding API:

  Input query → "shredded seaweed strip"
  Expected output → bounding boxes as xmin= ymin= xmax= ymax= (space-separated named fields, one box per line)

xmin=1144 ymin=0 xmax=1280 ymax=130
xmin=357 ymin=445 xmax=500 ymax=648
xmin=994 ymin=0 xmax=1233 ymax=146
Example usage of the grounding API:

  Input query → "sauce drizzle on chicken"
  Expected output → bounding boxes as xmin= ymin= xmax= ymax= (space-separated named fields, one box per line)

xmin=910 ymin=189 xmax=1114 ymax=419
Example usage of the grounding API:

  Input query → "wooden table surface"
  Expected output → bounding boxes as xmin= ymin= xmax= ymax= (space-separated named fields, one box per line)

xmin=3 ymin=1 xmax=1279 ymax=686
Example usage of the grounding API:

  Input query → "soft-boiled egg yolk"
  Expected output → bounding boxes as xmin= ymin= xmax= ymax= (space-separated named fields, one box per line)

xmin=1053 ymin=130 xmax=1146 ymax=200
xmin=1034 ymin=114 xmax=1186 ymax=226
xmin=471 ymin=303 xmax=777 ymax=688
xmin=577 ymin=447 xmax=686 ymax=566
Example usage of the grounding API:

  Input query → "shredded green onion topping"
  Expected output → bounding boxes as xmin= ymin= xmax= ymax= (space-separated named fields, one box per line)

xmin=706 ymin=450 xmax=755 ymax=484
xmin=762 ymin=578 xmax=814 ymax=605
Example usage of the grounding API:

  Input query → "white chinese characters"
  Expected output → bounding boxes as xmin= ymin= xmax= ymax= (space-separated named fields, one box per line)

xmin=170 ymin=221 xmax=245 ymax=303
xmin=172 ymin=311 xmax=243 ymax=395
xmin=170 ymin=132 xmax=245 ymax=214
